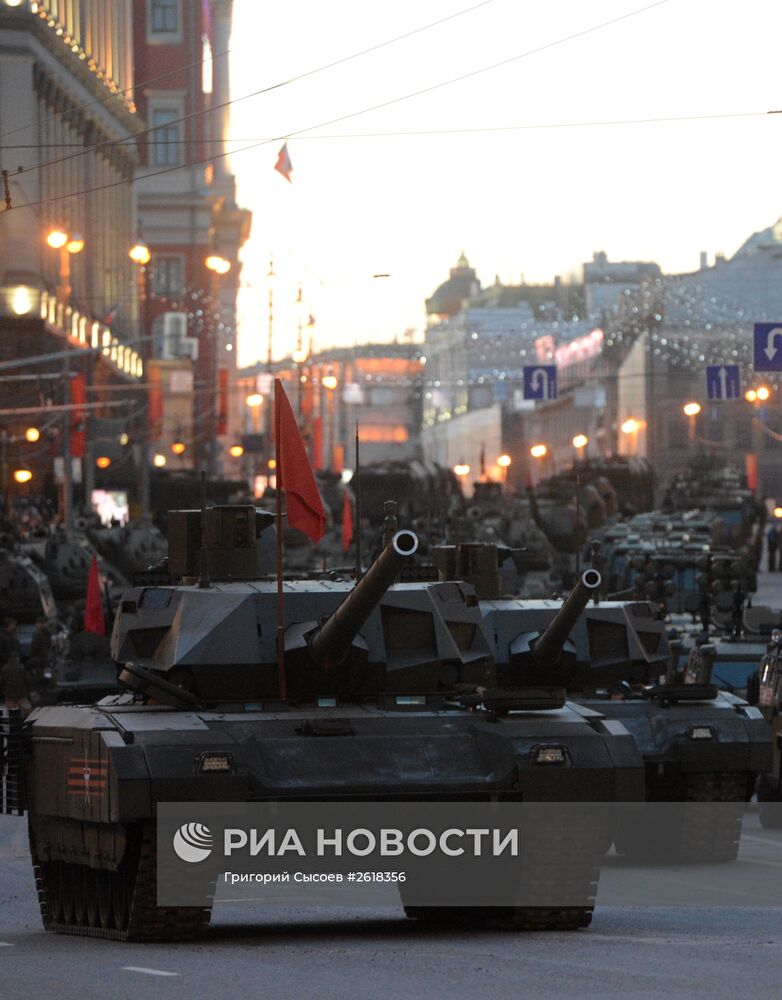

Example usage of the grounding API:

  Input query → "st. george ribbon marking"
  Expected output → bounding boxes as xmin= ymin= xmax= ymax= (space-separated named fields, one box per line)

xmin=753 ymin=323 xmax=782 ymax=372
xmin=523 ymin=365 xmax=558 ymax=400
xmin=706 ymin=364 xmax=741 ymax=400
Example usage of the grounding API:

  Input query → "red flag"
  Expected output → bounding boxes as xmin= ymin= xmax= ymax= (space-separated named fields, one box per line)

xmin=342 ymin=491 xmax=353 ymax=553
xmin=275 ymin=379 xmax=326 ymax=543
xmin=274 ymin=142 xmax=293 ymax=183
xmin=84 ymin=555 xmax=106 ymax=636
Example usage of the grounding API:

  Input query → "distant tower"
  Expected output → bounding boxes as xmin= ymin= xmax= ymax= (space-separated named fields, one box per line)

xmin=425 ymin=253 xmax=480 ymax=321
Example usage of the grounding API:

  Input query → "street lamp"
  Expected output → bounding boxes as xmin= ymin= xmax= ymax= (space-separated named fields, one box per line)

xmin=323 ymin=373 xmax=338 ymax=469
xmin=774 ymin=506 xmax=782 ymax=519
xmin=13 ymin=468 xmax=32 ymax=484
xmin=128 ymin=241 xmax=151 ymax=266
xmin=95 ymin=456 xmax=111 ymax=469
xmin=25 ymin=427 xmax=40 ymax=443
xmin=229 ymin=444 xmax=244 ymax=458
xmin=46 ymin=227 xmax=84 ymax=300
xmin=621 ymin=418 xmax=640 ymax=435
xmin=683 ymin=402 xmax=701 ymax=449
xmin=530 ymin=444 xmax=547 ymax=459
xmin=246 ymin=393 xmax=263 ymax=408
xmin=572 ymin=434 xmax=588 ymax=463
xmin=757 ymin=386 xmax=771 ymax=401
xmin=205 ymin=254 xmax=231 ymax=275
xmin=153 ymin=453 xmax=167 ymax=468
xmin=46 ymin=228 xmax=68 ymax=249
xmin=171 ymin=440 xmax=187 ymax=456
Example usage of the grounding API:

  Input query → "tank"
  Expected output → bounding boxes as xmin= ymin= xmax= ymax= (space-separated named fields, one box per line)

xmin=1 ymin=503 xmax=645 ymax=941
xmin=480 ymin=568 xmax=772 ymax=862
xmin=755 ymin=639 xmax=782 ymax=828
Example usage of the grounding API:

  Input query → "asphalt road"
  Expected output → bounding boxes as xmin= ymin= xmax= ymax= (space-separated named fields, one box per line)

xmin=2 ymin=813 xmax=782 ymax=1000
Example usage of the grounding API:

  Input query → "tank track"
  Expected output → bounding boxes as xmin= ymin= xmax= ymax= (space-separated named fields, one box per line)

xmin=31 ymin=823 xmax=211 ymax=942
xmin=614 ymin=771 xmax=749 ymax=863
xmin=404 ymin=905 xmax=593 ymax=931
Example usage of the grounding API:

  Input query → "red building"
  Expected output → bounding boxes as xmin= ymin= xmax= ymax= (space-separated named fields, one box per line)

xmin=132 ymin=0 xmax=250 ymax=474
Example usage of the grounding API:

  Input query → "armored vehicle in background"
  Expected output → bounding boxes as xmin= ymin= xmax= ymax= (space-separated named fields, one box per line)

xmin=87 ymin=517 xmax=168 ymax=581
xmin=755 ymin=640 xmax=782 ymax=828
xmin=2 ymin=503 xmax=645 ymax=941
xmin=475 ymin=567 xmax=771 ymax=862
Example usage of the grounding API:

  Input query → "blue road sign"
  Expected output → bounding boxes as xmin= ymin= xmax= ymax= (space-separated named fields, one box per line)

xmin=706 ymin=364 xmax=741 ymax=400
xmin=523 ymin=365 xmax=558 ymax=400
xmin=754 ymin=323 xmax=782 ymax=372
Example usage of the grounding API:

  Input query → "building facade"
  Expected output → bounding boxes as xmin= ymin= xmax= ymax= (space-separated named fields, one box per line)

xmin=132 ymin=0 xmax=250 ymax=475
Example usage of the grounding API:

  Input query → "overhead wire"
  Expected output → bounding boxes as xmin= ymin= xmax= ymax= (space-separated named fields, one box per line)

xmin=2 ymin=0 xmax=672 ymax=214
xmin=10 ymin=0 xmax=497 ymax=179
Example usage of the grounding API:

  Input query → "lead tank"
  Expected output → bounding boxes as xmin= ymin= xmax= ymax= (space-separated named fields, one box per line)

xmin=1 ymin=503 xmax=644 ymax=941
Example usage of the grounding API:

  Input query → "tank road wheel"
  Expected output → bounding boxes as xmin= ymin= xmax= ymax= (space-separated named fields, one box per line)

xmin=71 ymin=865 xmax=89 ymax=926
xmin=45 ymin=862 xmax=63 ymax=925
xmin=59 ymin=863 xmax=76 ymax=926
xmin=97 ymin=869 xmax=114 ymax=930
xmin=84 ymin=867 xmax=100 ymax=928
xmin=111 ymin=869 xmax=130 ymax=933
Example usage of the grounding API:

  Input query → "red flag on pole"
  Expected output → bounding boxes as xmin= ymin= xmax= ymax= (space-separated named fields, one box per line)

xmin=342 ymin=491 xmax=353 ymax=553
xmin=274 ymin=379 xmax=326 ymax=543
xmin=274 ymin=142 xmax=293 ymax=183
xmin=84 ymin=555 xmax=106 ymax=636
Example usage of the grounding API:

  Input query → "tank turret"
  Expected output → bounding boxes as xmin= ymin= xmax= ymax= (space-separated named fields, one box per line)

xmin=529 ymin=569 xmax=602 ymax=667
xmin=309 ymin=529 xmax=418 ymax=669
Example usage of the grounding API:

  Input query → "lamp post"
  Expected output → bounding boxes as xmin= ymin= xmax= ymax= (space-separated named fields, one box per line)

xmin=682 ymin=402 xmax=701 ymax=449
xmin=745 ymin=386 xmax=771 ymax=494
xmin=322 ymin=373 xmax=338 ymax=470
xmin=204 ymin=254 xmax=232 ymax=478
xmin=497 ymin=453 xmax=511 ymax=485
xmin=620 ymin=418 xmax=641 ymax=457
xmin=572 ymin=434 xmax=589 ymax=463
xmin=46 ymin=227 xmax=84 ymax=302
xmin=129 ymin=240 xmax=152 ymax=515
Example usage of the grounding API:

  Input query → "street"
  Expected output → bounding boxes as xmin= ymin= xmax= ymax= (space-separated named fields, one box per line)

xmin=1 ymin=812 xmax=781 ymax=1000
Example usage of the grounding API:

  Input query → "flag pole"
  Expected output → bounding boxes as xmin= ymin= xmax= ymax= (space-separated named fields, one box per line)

xmin=354 ymin=421 xmax=363 ymax=581
xmin=274 ymin=380 xmax=287 ymax=701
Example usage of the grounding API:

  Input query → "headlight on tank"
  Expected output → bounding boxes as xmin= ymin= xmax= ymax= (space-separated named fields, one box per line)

xmin=687 ymin=726 xmax=714 ymax=740
xmin=198 ymin=752 xmax=234 ymax=772
xmin=532 ymin=745 xmax=567 ymax=764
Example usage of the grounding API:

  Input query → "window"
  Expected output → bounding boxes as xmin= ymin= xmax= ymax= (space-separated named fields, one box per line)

xmin=151 ymin=109 xmax=181 ymax=166
xmin=152 ymin=256 xmax=184 ymax=297
xmin=150 ymin=0 xmax=179 ymax=34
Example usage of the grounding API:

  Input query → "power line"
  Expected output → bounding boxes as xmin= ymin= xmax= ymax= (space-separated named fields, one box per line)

xmin=12 ymin=0 xmax=497 ymax=180
xmin=2 ymin=0 xmax=671 ymax=214
xmin=0 ymin=107 xmax=771 ymax=149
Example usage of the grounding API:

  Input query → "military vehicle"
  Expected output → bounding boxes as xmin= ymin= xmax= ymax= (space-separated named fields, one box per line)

xmin=1 ymin=503 xmax=645 ymax=941
xmin=19 ymin=526 xmax=127 ymax=606
xmin=474 ymin=565 xmax=771 ymax=862
xmin=87 ymin=517 xmax=168 ymax=581
xmin=755 ymin=638 xmax=782 ymax=828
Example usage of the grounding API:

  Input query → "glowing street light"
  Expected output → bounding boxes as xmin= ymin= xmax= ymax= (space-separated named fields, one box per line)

xmin=774 ymin=506 xmax=782 ymax=519
xmin=119 ymin=432 xmax=129 ymax=446
xmin=25 ymin=427 xmax=40 ymax=443
xmin=229 ymin=444 xmax=244 ymax=458
xmin=682 ymin=402 xmax=702 ymax=417
xmin=745 ymin=389 xmax=757 ymax=403
xmin=246 ymin=393 xmax=263 ymax=408
xmin=171 ymin=440 xmax=187 ymax=456
xmin=46 ymin=228 xmax=68 ymax=249
xmin=65 ymin=233 xmax=85 ymax=255
xmin=205 ymin=254 xmax=231 ymax=275
xmin=572 ymin=434 xmax=589 ymax=450
xmin=322 ymin=374 xmax=338 ymax=391
xmin=153 ymin=453 xmax=167 ymax=467
xmin=453 ymin=463 xmax=470 ymax=477
xmin=530 ymin=444 xmax=548 ymax=459
xmin=621 ymin=418 xmax=640 ymax=435
xmin=128 ymin=241 xmax=151 ymax=266
xmin=267 ymin=458 xmax=277 ymax=470
xmin=497 ymin=454 xmax=512 ymax=468
xmin=13 ymin=468 xmax=32 ymax=484
xmin=757 ymin=386 xmax=771 ymax=401
xmin=95 ymin=456 xmax=111 ymax=469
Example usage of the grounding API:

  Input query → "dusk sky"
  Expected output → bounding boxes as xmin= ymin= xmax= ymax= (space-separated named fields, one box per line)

xmin=228 ymin=0 xmax=782 ymax=366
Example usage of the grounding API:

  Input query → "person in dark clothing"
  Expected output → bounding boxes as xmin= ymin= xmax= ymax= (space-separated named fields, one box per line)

xmin=0 ymin=618 xmax=20 ymax=666
xmin=767 ymin=524 xmax=780 ymax=572
xmin=1 ymin=654 xmax=32 ymax=715
xmin=27 ymin=616 xmax=51 ymax=681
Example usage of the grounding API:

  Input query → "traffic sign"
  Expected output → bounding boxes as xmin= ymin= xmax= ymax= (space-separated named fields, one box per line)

xmin=523 ymin=365 xmax=558 ymax=400
xmin=706 ymin=364 xmax=741 ymax=400
xmin=754 ymin=323 xmax=782 ymax=372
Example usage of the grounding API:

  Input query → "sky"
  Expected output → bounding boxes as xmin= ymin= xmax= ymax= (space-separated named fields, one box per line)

xmin=227 ymin=0 xmax=782 ymax=368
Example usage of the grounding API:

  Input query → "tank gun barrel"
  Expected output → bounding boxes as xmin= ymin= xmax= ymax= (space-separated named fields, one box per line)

xmin=309 ymin=529 xmax=418 ymax=669
xmin=532 ymin=568 xmax=602 ymax=667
